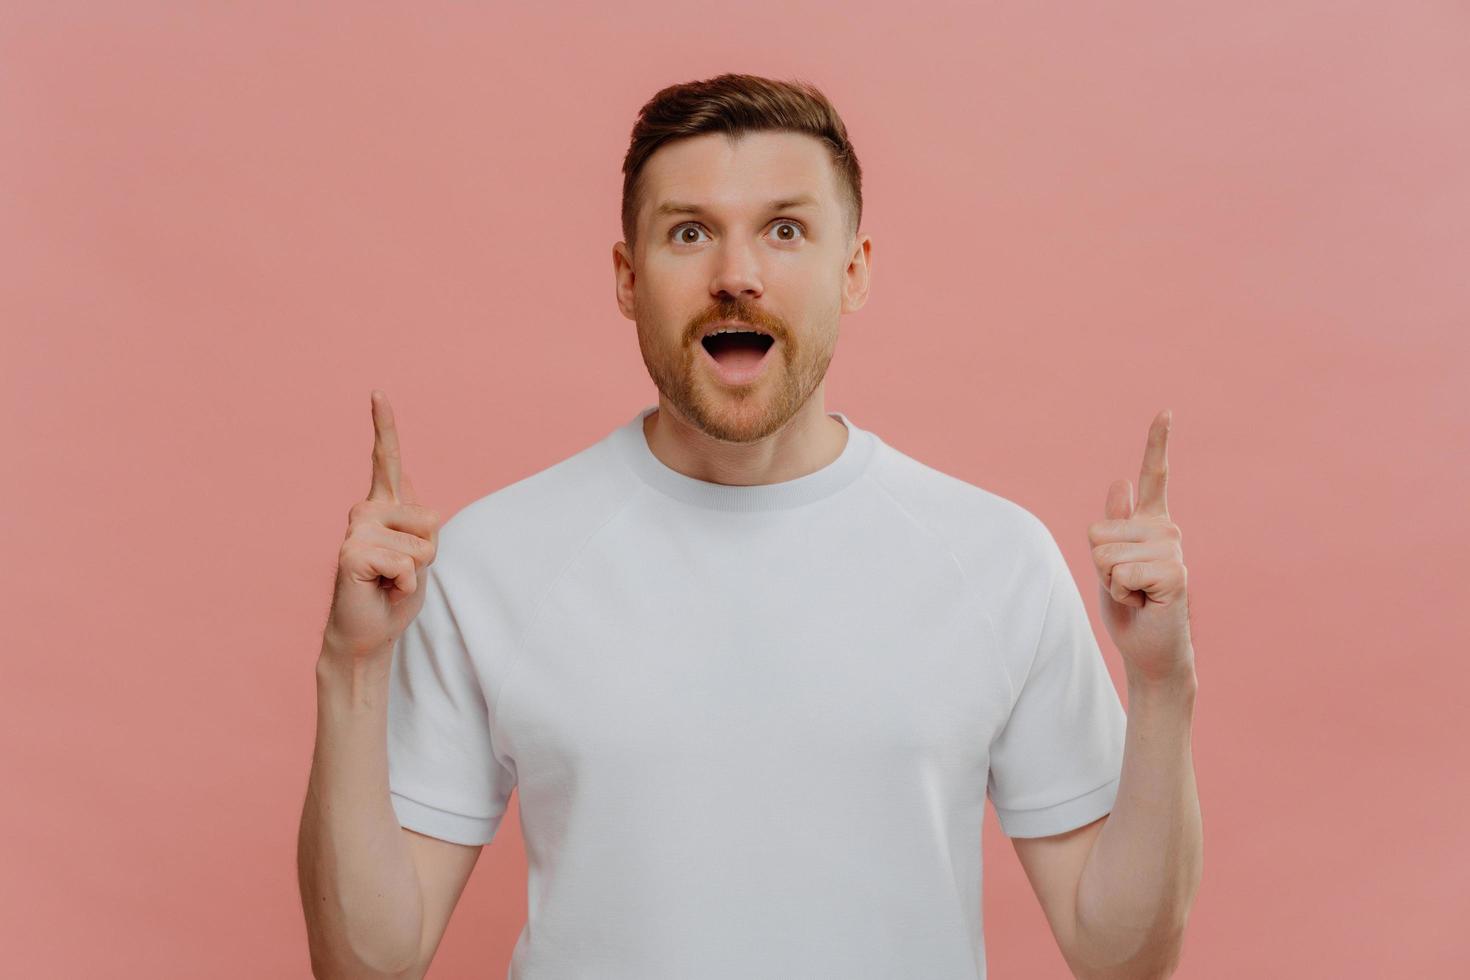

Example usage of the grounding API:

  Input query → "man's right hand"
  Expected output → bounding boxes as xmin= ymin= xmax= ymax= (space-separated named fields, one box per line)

xmin=323 ymin=389 xmax=443 ymax=661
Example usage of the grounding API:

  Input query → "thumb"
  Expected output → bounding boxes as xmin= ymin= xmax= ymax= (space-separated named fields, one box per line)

xmin=1105 ymin=478 xmax=1133 ymax=521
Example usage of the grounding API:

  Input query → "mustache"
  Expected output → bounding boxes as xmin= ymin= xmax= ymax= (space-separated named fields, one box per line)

xmin=689 ymin=301 xmax=785 ymax=340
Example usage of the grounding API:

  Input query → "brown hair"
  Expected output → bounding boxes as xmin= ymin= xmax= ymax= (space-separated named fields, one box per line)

xmin=620 ymin=73 xmax=863 ymax=253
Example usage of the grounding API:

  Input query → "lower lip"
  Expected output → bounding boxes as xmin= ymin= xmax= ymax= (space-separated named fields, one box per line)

xmin=700 ymin=338 xmax=776 ymax=386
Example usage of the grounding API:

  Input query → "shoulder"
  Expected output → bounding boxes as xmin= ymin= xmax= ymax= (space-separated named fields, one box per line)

xmin=864 ymin=437 xmax=1059 ymax=587
xmin=432 ymin=431 xmax=643 ymax=616
xmin=864 ymin=436 xmax=1074 ymax=677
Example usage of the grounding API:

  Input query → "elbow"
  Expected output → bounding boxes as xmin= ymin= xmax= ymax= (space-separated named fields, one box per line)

xmin=308 ymin=948 xmax=425 ymax=980
xmin=1138 ymin=928 xmax=1187 ymax=980
xmin=1069 ymin=924 xmax=1188 ymax=980
xmin=311 ymin=967 xmax=423 ymax=980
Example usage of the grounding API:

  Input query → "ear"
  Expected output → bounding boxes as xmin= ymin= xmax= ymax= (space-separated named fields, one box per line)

xmin=613 ymin=240 xmax=636 ymax=321
xmin=840 ymin=233 xmax=872 ymax=314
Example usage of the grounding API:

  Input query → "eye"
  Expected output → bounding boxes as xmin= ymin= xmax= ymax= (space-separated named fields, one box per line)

xmin=770 ymin=219 xmax=806 ymax=242
xmin=671 ymin=222 xmax=710 ymax=245
xmin=667 ymin=219 xmax=808 ymax=245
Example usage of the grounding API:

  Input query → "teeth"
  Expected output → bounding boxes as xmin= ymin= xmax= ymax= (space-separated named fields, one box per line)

xmin=707 ymin=327 xmax=766 ymax=336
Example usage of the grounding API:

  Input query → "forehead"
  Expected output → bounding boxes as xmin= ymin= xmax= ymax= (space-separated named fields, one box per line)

xmin=639 ymin=130 xmax=838 ymax=220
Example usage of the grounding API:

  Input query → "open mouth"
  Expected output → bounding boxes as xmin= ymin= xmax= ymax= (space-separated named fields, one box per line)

xmin=700 ymin=330 xmax=775 ymax=361
xmin=699 ymin=329 xmax=776 ymax=385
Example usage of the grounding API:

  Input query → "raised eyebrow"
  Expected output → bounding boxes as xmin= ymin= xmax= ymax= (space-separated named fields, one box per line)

xmin=654 ymin=196 xmax=820 ymax=220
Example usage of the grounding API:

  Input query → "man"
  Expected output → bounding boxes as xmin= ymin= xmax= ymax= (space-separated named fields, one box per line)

xmin=298 ymin=73 xmax=1203 ymax=979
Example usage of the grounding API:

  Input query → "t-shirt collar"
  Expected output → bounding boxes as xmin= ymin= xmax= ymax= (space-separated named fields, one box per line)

xmin=612 ymin=404 xmax=875 ymax=512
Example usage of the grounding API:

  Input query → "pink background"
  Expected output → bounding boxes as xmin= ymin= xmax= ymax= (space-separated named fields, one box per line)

xmin=4 ymin=2 xmax=1467 ymax=976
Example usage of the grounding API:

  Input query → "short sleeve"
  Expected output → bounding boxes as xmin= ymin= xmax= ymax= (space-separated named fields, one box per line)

xmin=986 ymin=529 xmax=1127 ymax=838
xmin=387 ymin=558 xmax=516 ymax=846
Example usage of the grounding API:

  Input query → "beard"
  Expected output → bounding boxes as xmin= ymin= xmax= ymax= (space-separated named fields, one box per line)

xmin=635 ymin=296 xmax=837 ymax=444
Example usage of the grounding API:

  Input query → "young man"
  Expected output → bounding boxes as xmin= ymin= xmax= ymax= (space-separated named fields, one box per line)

xmin=299 ymin=73 xmax=1202 ymax=979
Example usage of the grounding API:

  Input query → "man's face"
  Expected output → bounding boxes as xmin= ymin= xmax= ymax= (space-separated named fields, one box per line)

xmin=613 ymin=130 xmax=871 ymax=443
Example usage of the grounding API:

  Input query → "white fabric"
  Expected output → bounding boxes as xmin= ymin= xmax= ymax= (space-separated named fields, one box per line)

xmin=387 ymin=404 xmax=1127 ymax=979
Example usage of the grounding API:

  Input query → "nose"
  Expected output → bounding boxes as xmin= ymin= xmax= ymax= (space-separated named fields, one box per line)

xmin=709 ymin=237 xmax=763 ymax=302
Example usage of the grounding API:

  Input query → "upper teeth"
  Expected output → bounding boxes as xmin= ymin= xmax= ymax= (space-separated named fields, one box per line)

xmin=709 ymin=327 xmax=761 ymax=336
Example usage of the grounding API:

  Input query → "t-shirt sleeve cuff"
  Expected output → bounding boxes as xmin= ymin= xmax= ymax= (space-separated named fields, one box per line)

xmin=992 ymin=776 xmax=1120 ymax=839
xmin=390 ymin=790 xmax=504 ymax=846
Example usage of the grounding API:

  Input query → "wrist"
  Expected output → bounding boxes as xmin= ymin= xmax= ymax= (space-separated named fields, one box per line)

xmin=316 ymin=638 xmax=394 ymax=693
xmin=1126 ymin=657 xmax=1198 ymax=700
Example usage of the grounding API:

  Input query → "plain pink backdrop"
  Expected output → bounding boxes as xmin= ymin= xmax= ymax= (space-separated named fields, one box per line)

xmin=4 ymin=2 xmax=1467 ymax=977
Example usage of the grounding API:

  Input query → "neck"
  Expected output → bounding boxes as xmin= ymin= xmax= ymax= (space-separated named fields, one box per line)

xmin=642 ymin=398 xmax=848 ymax=487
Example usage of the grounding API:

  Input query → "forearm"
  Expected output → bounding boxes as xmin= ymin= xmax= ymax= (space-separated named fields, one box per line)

xmin=297 ymin=646 xmax=424 ymax=979
xmin=1072 ymin=665 xmax=1203 ymax=978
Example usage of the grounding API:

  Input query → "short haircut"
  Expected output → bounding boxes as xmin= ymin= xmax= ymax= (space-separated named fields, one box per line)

xmin=620 ymin=73 xmax=864 ymax=253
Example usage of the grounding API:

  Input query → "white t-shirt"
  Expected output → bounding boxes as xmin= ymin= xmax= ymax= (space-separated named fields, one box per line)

xmin=387 ymin=404 xmax=1127 ymax=979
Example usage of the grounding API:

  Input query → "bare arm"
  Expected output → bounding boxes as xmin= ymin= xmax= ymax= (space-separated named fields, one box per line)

xmin=1015 ymin=411 xmax=1204 ymax=978
xmin=297 ymin=646 xmax=425 ymax=978
xmin=1071 ymin=671 xmax=1201 ymax=977
xmin=402 ymin=827 xmax=483 ymax=975
xmin=297 ymin=389 xmax=478 ymax=978
xmin=1069 ymin=413 xmax=1203 ymax=976
xmin=1012 ymin=671 xmax=1201 ymax=979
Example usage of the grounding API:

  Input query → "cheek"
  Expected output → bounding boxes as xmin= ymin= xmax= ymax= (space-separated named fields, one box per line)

xmin=642 ymin=248 xmax=702 ymax=282
xmin=637 ymin=264 xmax=700 ymax=314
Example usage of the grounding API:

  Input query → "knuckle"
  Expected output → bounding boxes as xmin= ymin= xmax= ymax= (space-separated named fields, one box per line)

xmin=350 ymin=499 xmax=382 ymax=527
xmin=398 ymin=529 xmax=435 ymax=562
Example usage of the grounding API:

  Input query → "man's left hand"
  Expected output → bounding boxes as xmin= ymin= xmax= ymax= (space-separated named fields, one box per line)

xmin=1087 ymin=409 xmax=1195 ymax=684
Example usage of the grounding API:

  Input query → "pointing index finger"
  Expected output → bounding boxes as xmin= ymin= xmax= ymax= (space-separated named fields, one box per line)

xmin=1134 ymin=408 xmax=1171 ymax=517
xmin=368 ymin=389 xmax=403 ymax=502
